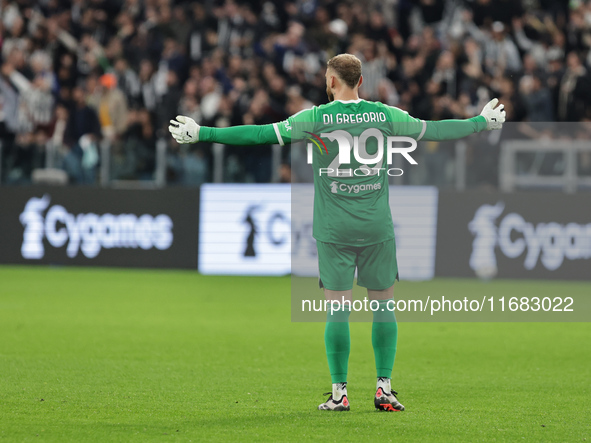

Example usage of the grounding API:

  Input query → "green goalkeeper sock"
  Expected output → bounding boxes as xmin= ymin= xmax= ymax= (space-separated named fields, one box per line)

xmin=324 ymin=305 xmax=351 ymax=384
xmin=372 ymin=299 xmax=398 ymax=379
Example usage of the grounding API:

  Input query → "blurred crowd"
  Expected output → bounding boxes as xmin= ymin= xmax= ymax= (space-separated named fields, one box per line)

xmin=1 ymin=0 xmax=590 ymax=187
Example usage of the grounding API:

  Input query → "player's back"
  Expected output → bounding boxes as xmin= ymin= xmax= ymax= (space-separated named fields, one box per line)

xmin=300 ymin=99 xmax=420 ymax=247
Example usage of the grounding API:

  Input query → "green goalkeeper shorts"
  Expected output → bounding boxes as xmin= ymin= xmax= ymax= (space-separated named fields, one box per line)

xmin=316 ymin=239 xmax=399 ymax=291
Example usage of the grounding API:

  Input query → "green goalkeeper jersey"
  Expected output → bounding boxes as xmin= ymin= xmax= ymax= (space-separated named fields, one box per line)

xmin=272 ymin=99 xmax=484 ymax=246
xmin=199 ymin=98 xmax=486 ymax=247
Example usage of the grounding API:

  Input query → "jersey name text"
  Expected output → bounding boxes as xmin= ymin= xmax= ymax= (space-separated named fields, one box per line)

xmin=323 ymin=112 xmax=387 ymax=125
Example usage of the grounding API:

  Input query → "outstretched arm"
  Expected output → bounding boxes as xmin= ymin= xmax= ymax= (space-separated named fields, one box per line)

xmin=201 ymin=125 xmax=280 ymax=145
xmin=422 ymin=98 xmax=505 ymax=140
xmin=393 ymin=98 xmax=506 ymax=141
xmin=420 ymin=116 xmax=487 ymax=141
xmin=168 ymin=116 xmax=280 ymax=146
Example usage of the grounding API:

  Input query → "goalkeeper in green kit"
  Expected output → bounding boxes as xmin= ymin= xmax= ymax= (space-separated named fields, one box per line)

xmin=169 ymin=54 xmax=505 ymax=412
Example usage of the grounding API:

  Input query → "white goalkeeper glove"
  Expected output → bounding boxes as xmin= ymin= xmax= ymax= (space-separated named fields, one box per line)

xmin=480 ymin=98 xmax=506 ymax=130
xmin=169 ymin=115 xmax=200 ymax=144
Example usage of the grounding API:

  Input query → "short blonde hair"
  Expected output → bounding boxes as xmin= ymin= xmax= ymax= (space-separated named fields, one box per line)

xmin=327 ymin=54 xmax=362 ymax=89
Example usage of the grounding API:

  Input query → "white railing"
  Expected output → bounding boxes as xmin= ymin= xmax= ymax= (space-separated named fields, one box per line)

xmin=211 ymin=143 xmax=283 ymax=183
xmin=102 ymin=138 xmax=167 ymax=189
xmin=499 ymin=140 xmax=591 ymax=193
xmin=455 ymin=140 xmax=467 ymax=191
xmin=3 ymin=136 xmax=590 ymax=191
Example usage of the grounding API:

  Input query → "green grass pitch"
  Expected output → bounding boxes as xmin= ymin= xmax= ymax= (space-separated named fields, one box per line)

xmin=0 ymin=266 xmax=589 ymax=442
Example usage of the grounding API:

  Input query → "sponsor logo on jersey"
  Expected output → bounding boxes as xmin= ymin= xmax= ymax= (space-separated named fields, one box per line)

xmin=469 ymin=202 xmax=591 ymax=277
xmin=329 ymin=181 xmax=382 ymax=194
xmin=19 ymin=195 xmax=173 ymax=259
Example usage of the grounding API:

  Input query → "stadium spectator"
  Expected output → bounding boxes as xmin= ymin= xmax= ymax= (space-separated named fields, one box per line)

xmin=558 ymin=51 xmax=589 ymax=121
xmin=88 ymin=73 xmax=128 ymax=140
xmin=63 ymin=85 xmax=101 ymax=183
xmin=520 ymin=73 xmax=554 ymax=122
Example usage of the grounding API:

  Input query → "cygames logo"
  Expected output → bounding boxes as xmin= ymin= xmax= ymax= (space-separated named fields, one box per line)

xmin=330 ymin=181 xmax=382 ymax=194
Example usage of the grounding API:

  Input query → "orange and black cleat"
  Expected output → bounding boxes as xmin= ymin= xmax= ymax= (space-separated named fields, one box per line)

xmin=318 ymin=393 xmax=350 ymax=411
xmin=375 ymin=388 xmax=405 ymax=411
